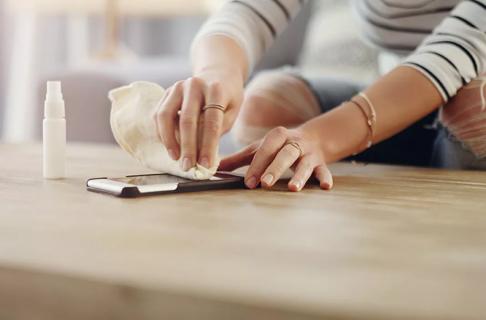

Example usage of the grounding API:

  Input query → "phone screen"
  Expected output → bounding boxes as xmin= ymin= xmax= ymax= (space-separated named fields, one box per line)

xmin=111 ymin=174 xmax=223 ymax=186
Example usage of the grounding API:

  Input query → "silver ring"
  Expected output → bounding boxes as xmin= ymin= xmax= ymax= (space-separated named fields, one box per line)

xmin=202 ymin=104 xmax=226 ymax=112
xmin=286 ymin=141 xmax=303 ymax=157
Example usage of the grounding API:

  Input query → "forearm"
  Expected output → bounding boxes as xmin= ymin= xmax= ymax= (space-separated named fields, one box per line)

xmin=301 ymin=66 xmax=444 ymax=163
xmin=191 ymin=35 xmax=249 ymax=83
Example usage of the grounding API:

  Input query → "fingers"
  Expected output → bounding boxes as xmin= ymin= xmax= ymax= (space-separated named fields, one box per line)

xmin=199 ymin=82 xmax=225 ymax=168
xmin=288 ymin=155 xmax=317 ymax=192
xmin=260 ymin=142 xmax=301 ymax=189
xmin=155 ymin=82 xmax=183 ymax=160
xmin=314 ymin=164 xmax=333 ymax=190
xmin=222 ymin=105 xmax=239 ymax=135
xmin=219 ymin=141 xmax=259 ymax=172
xmin=221 ymin=124 xmax=333 ymax=191
xmin=245 ymin=127 xmax=288 ymax=189
xmin=179 ymin=78 xmax=203 ymax=171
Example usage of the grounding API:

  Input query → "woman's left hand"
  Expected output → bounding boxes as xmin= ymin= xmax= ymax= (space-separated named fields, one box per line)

xmin=219 ymin=126 xmax=333 ymax=192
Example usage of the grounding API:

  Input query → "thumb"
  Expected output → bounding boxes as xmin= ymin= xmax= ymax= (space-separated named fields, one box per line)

xmin=218 ymin=141 xmax=260 ymax=172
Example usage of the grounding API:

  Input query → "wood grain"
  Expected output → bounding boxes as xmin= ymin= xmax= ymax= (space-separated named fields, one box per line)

xmin=1 ymin=143 xmax=486 ymax=320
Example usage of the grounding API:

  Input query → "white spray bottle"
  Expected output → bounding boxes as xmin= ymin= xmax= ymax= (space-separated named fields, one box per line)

xmin=43 ymin=81 xmax=66 ymax=179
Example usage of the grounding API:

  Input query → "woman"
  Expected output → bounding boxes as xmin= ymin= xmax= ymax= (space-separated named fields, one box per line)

xmin=154 ymin=0 xmax=486 ymax=191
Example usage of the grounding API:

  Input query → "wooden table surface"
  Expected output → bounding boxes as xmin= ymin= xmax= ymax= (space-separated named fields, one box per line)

xmin=1 ymin=143 xmax=486 ymax=320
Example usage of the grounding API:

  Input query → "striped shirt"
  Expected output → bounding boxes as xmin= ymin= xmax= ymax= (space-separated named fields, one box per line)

xmin=192 ymin=0 xmax=486 ymax=103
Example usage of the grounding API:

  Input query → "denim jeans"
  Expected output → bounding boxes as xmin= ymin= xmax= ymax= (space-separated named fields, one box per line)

xmin=431 ymin=126 xmax=486 ymax=170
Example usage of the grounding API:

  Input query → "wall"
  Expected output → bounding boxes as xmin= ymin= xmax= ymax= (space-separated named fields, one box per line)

xmin=0 ymin=0 xmax=5 ymax=135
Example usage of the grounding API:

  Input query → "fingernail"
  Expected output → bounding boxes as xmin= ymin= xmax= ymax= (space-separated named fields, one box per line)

xmin=261 ymin=174 xmax=274 ymax=186
xmin=182 ymin=157 xmax=192 ymax=171
xmin=246 ymin=176 xmax=257 ymax=189
xmin=290 ymin=180 xmax=301 ymax=191
xmin=199 ymin=157 xmax=209 ymax=169
xmin=168 ymin=149 xmax=178 ymax=160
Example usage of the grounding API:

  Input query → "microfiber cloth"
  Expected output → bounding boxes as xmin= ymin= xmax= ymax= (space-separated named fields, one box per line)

xmin=109 ymin=81 xmax=219 ymax=180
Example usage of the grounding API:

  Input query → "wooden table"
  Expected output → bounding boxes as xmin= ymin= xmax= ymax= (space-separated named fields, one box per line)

xmin=1 ymin=143 xmax=486 ymax=320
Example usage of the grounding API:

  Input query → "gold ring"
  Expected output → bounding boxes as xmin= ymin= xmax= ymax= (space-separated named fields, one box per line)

xmin=286 ymin=141 xmax=303 ymax=157
xmin=202 ymin=104 xmax=226 ymax=112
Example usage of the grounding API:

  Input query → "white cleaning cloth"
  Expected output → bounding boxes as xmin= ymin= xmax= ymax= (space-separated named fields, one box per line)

xmin=109 ymin=81 xmax=219 ymax=180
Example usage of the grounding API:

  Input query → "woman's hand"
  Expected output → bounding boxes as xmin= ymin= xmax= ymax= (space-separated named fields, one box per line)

xmin=219 ymin=126 xmax=334 ymax=192
xmin=154 ymin=68 xmax=244 ymax=171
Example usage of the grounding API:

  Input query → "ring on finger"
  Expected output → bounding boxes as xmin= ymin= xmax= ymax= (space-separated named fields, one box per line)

xmin=202 ymin=103 xmax=226 ymax=112
xmin=285 ymin=141 xmax=303 ymax=158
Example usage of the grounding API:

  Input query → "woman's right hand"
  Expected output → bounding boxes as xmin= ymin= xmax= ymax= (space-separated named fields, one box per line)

xmin=154 ymin=68 xmax=244 ymax=171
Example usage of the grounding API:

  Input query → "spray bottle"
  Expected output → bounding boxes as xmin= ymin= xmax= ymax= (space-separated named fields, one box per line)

xmin=43 ymin=81 xmax=66 ymax=179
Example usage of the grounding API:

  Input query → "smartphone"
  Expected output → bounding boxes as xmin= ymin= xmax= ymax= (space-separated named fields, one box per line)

xmin=87 ymin=172 xmax=245 ymax=198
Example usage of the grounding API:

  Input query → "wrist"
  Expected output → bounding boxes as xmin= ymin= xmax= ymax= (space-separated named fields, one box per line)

xmin=298 ymin=102 xmax=369 ymax=163
xmin=297 ymin=122 xmax=335 ymax=162
xmin=191 ymin=34 xmax=249 ymax=83
xmin=193 ymin=67 xmax=244 ymax=89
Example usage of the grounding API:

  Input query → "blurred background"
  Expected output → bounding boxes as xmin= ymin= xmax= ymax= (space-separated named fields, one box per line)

xmin=0 ymin=0 xmax=379 ymax=152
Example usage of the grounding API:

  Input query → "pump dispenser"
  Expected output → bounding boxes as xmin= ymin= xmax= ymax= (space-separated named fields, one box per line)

xmin=43 ymin=81 xmax=66 ymax=179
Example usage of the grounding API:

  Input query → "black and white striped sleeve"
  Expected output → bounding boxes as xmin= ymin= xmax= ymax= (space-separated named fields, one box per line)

xmin=191 ymin=0 xmax=303 ymax=72
xmin=402 ymin=0 xmax=486 ymax=102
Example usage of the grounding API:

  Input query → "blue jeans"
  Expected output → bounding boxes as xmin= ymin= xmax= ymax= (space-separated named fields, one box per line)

xmin=292 ymin=72 xmax=485 ymax=169
xmin=431 ymin=126 xmax=486 ymax=170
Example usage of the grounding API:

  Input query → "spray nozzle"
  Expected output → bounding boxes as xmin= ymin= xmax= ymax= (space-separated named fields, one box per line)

xmin=44 ymin=81 xmax=65 ymax=119
xmin=46 ymin=81 xmax=63 ymax=102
